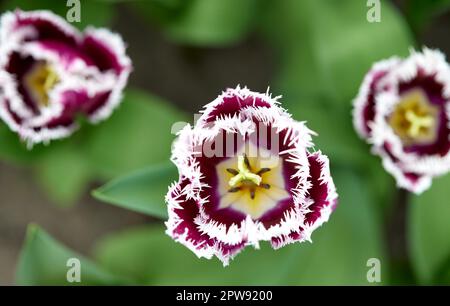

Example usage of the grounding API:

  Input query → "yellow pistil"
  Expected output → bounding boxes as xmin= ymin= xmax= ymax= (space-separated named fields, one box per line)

xmin=389 ymin=89 xmax=439 ymax=146
xmin=228 ymin=155 xmax=262 ymax=187
xmin=404 ymin=109 xmax=434 ymax=138
xmin=24 ymin=62 xmax=59 ymax=107
xmin=43 ymin=68 xmax=59 ymax=93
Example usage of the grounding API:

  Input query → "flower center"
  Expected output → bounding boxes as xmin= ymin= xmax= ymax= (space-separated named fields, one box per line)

xmin=216 ymin=144 xmax=290 ymax=220
xmin=24 ymin=61 xmax=59 ymax=107
xmin=388 ymin=89 xmax=439 ymax=146
xmin=227 ymin=154 xmax=270 ymax=200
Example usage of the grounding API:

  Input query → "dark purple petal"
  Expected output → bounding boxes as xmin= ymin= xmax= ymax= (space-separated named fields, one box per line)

xmin=271 ymin=231 xmax=302 ymax=248
xmin=7 ymin=10 xmax=79 ymax=46
xmin=171 ymin=193 xmax=210 ymax=249
xmin=5 ymin=52 xmax=40 ymax=114
xmin=258 ymin=198 xmax=295 ymax=228
xmin=37 ymin=40 xmax=95 ymax=68
xmin=81 ymin=31 xmax=127 ymax=74
xmin=304 ymin=152 xmax=336 ymax=226
xmin=55 ymin=89 xmax=112 ymax=118
xmin=204 ymin=91 xmax=272 ymax=123
xmin=360 ymin=70 xmax=388 ymax=136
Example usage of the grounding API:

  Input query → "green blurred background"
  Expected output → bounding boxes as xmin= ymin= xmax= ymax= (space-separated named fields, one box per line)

xmin=0 ymin=0 xmax=450 ymax=285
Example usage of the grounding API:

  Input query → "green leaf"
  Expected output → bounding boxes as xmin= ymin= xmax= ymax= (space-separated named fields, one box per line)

xmin=164 ymin=0 xmax=260 ymax=46
xmin=93 ymin=162 xmax=177 ymax=219
xmin=1 ymin=0 xmax=115 ymax=29
xmin=84 ymin=89 xmax=186 ymax=179
xmin=34 ymin=142 xmax=92 ymax=207
xmin=410 ymin=174 xmax=450 ymax=284
xmin=261 ymin=0 xmax=413 ymax=106
xmin=94 ymin=168 xmax=384 ymax=285
xmin=16 ymin=224 xmax=128 ymax=285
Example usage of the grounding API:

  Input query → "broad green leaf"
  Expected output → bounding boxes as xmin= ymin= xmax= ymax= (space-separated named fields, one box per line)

xmin=410 ymin=174 xmax=450 ymax=284
xmin=1 ymin=0 xmax=115 ymax=29
xmin=261 ymin=0 xmax=413 ymax=106
xmin=84 ymin=89 xmax=186 ymax=179
xmin=34 ymin=142 xmax=92 ymax=207
xmin=164 ymin=0 xmax=259 ymax=46
xmin=93 ymin=162 xmax=177 ymax=219
xmin=16 ymin=224 xmax=128 ymax=285
xmin=95 ymin=168 xmax=384 ymax=285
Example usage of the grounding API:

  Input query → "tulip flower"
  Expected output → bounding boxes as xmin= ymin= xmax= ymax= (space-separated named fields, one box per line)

xmin=353 ymin=48 xmax=450 ymax=194
xmin=0 ymin=10 xmax=131 ymax=144
xmin=166 ymin=86 xmax=338 ymax=265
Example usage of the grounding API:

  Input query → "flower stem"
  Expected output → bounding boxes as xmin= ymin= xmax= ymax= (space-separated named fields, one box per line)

xmin=386 ymin=188 xmax=415 ymax=284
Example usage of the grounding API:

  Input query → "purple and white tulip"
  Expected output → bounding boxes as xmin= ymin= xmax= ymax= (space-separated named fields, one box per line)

xmin=0 ymin=10 xmax=131 ymax=144
xmin=166 ymin=86 xmax=338 ymax=266
xmin=353 ymin=48 xmax=450 ymax=194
